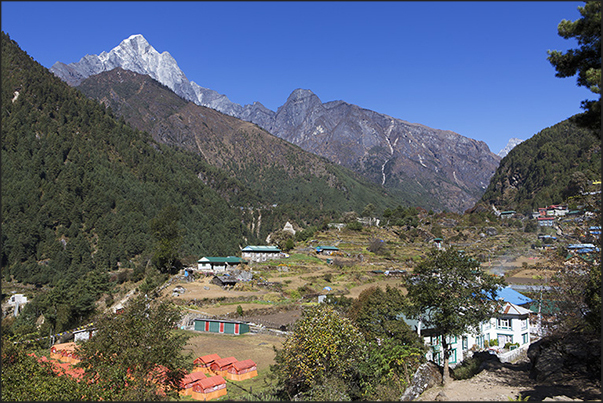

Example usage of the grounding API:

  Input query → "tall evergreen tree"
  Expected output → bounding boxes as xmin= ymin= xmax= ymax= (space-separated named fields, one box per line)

xmin=547 ymin=1 xmax=601 ymax=136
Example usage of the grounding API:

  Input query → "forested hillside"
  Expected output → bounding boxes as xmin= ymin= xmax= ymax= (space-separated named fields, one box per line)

xmin=0 ymin=32 xmax=403 ymax=333
xmin=1 ymin=31 xmax=270 ymax=331
xmin=479 ymin=118 xmax=600 ymax=213
xmin=76 ymin=68 xmax=402 ymax=216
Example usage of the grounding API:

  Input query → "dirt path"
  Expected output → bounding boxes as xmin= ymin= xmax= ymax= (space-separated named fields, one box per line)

xmin=416 ymin=357 xmax=599 ymax=401
xmin=417 ymin=358 xmax=534 ymax=401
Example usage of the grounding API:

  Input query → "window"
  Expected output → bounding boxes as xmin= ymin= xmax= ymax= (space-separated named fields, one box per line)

xmin=476 ymin=335 xmax=484 ymax=349
xmin=522 ymin=333 xmax=529 ymax=344
xmin=448 ymin=348 xmax=457 ymax=364
xmin=482 ymin=320 xmax=491 ymax=331
xmin=446 ymin=335 xmax=457 ymax=344
xmin=497 ymin=334 xmax=513 ymax=346
xmin=521 ymin=318 xmax=528 ymax=330
xmin=462 ymin=337 xmax=468 ymax=351
xmin=497 ymin=318 xmax=511 ymax=329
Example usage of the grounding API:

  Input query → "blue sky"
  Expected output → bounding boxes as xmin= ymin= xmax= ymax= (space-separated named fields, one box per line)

xmin=1 ymin=1 xmax=590 ymax=155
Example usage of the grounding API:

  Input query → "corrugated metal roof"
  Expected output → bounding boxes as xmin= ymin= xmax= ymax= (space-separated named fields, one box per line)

xmin=242 ymin=245 xmax=281 ymax=252
xmin=181 ymin=371 xmax=207 ymax=386
xmin=195 ymin=375 xmax=226 ymax=390
xmin=198 ymin=256 xmax=247 ymax=264
xmin=317 ymin=246 xmax=339 ymax=251
xmin=212 ymin=356 xmax=237 ymax=369
xmin=495 ymin=286 xmax=533 ymax=305
xmin=232 ymin=359 xmax=256 ymax=371
xmin=194 ymin=354 xmax=221 ymax=365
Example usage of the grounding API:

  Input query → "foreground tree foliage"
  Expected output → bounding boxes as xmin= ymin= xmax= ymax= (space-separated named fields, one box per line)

xmin=73 ymin=295 xmax=191 ymax=400
xmin=547 ymin=1 xmax=601 ymax=136
xmin=348 ymin=286 xmax=426 ymax=352
xmin=403 ymin=248 xmax=506 ymax=385
xmin=1 ymin=336 xmax=88 ymax=401
xmin=270 ymin=305 xmax=366 ymax=400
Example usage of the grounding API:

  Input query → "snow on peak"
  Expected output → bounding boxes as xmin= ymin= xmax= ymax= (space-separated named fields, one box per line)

xmin=497 ymin=138 xmax=524 ymax=158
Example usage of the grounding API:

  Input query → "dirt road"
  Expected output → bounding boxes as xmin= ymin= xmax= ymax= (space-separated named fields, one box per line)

xmin=416 ymin=357 xmax=600 ymax=401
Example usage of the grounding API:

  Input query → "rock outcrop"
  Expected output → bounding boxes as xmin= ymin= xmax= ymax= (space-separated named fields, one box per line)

xmin=527 ymin=332 xmax=601 ymax=385
xmin=400 ymin=361 xmax=443 ymax=401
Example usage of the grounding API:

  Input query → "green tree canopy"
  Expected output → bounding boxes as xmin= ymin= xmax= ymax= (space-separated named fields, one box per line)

xmin=547 ymin=1 xmax=601 ymax=136
xmin=403 ymin=248 xmax=506 ymax=384
xmin=1 ymin=335 xmax=89 ymax=401
xmin=348 ymin=286 xmax=426 ymax=352
xmin=73 ymin=295 xmax=191 ymax=400
xmin=150 ymin=205 xmax=183 ymax=274
xmin=271 ymin=304 xmax=366 ymax=400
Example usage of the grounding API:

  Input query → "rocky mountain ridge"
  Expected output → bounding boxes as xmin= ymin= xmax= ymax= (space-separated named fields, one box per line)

xmin=75 ymin=68 xmax=399 ymax=215
xmin=51 ymin=34 xmax=501 ymax=212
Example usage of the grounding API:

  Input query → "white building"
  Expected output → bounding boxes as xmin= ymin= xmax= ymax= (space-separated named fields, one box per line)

xmin=241 ymin=246 xmax=281 ymax=262
xmin=7 ymin=294 xmax=28 ymax=316
xmin=197 ymin=256 xmax=247 ymax=273
xmin=403 ymin=287 xmax=533 ymax=368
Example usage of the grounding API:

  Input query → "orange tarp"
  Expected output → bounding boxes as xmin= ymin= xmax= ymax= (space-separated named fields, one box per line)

xmin=50 ymin=342 xmax=79 ymax=363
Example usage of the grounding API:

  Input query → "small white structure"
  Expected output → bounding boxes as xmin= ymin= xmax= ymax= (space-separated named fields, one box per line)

xmin=197 ymin=256 xmax=247 ymax=273
xmin=7 ymin=293 xmax=28 ymax=306
xmin=7 ymin=294 xmax=28 ymax=316
xmin=73 ymin=328 xmax=97 ymax=342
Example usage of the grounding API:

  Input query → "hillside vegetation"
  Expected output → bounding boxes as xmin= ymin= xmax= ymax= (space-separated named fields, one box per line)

xmin=76 ymin=68 xmax=402 ymax=223
xmin=480 ymin=118 xmax=600 ymax=213
xmin=1 ymin=32 xmax=272 ymax=331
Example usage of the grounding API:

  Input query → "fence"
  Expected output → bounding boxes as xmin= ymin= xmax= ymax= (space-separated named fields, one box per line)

xmin=497 ymin=343 xmax=530 ymax=363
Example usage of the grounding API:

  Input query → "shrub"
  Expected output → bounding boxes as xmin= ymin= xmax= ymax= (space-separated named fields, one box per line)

xmin=346 ymin=221 xmax=363 ymax=231
xmin=451 ymin=355 xmax=484 ymax=380
xmin=489 ymin=339 xmax=499 ymax=347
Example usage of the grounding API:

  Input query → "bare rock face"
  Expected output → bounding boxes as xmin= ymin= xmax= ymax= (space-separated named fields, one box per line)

xmin=400 ymin=361 xmax=443 ymax=401
xmin=528 ymin=332 xmax=601 ymax=388
xmin=282 ymin=221 xmax=296 ymax=236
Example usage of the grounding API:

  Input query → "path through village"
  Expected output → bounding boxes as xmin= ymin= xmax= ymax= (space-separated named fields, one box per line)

xmin=416 ymin=355 xmax=598 ymax=401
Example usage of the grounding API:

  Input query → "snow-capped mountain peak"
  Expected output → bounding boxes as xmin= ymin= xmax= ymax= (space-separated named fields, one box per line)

xmin=498 ymin=138 xmax=524 ymax=158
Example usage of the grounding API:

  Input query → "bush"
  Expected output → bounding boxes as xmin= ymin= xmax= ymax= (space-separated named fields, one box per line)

xmin=346 ymin=221 xmax=363 ymax=231
xmin=489 ymin=339 xmax=499 ymax=347
xmin=451 ymin=355 xmax=484 ymax=380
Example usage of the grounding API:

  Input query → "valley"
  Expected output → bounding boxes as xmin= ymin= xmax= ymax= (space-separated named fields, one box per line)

xmin=1 ymin=16 xmax=600 ymax=401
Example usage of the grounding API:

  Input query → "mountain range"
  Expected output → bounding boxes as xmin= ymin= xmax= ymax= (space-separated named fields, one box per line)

xmin=51 ymin=34 xmax=501 ymax=212
xmin=75 ymin=67 xmax=399 ymax=216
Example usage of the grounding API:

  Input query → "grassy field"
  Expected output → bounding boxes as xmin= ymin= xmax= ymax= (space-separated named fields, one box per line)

xmin=176 ymin=329 xmax=284 ymax=400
